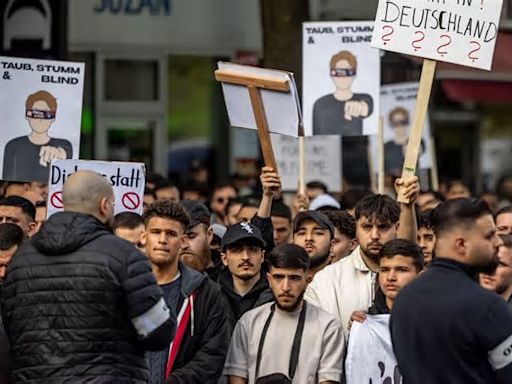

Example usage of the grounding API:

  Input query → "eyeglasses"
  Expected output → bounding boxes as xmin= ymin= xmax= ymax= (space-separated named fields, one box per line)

xmin=26 ymin=109 xmax=56 ymax=120
xmin=330 ymin=68 xmax=356 ymax=77
xmin=390 ymin=119 xmax=410 ymax=127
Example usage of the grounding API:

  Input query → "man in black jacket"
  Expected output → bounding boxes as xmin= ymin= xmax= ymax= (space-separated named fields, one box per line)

xmin=1 ymin=170 xmax=176 ymax=384
xmin=143 ymin=200 xmax=233 ymax=384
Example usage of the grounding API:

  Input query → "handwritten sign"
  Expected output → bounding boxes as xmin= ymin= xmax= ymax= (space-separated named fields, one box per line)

xmin=272 ymin=134 xmax=342 ymax=192
xmin=371 ymin=0 xmax=504 ymax=70
xmin=47 ymin=159 xmax=145 ymax=218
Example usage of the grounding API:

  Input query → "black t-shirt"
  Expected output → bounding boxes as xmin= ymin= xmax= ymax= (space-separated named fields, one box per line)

xmin=384 ymin=141 xmax=404 ymax=176
xmin=391 ymin=258 xmax=512 ymax=384
xmin=2 ymin=136 xmax=73 ymax=182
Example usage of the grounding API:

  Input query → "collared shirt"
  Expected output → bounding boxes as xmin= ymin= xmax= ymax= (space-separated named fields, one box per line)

xmin=304 ymin=246 xmax=377 ymax=335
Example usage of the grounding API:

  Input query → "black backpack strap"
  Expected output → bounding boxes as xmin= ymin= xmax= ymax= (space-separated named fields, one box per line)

xmin=255 ymin=303 xmax=276 ymax=379
xmin=288 ymin=301 xmax=307 ymax=380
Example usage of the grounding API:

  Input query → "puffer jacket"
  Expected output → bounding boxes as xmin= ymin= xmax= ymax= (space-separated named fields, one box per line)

xmin=1 ymin=212 xmax=176 ymax=384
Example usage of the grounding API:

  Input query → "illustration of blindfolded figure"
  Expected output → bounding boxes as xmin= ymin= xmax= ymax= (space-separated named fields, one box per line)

xmin=3 ymin=90 xmax=72 ymax=182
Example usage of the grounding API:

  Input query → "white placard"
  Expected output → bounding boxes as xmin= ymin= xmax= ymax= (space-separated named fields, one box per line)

xmin=303 ymin=21 xmax=380 ymax=137
xmin=370 ymin=82 xmax=433 ymax=176
xmin=272 ymin=134 xmax=342 ymax=192
xmin=0 ymin=56 xmax=84 ymax=182
xmin=47 ymin=160 xmax=145 ymax=218
xmin=218 ymin=62 xmax=302 ymax=138
xmin=371 ymin=0 xmax=504 ymax=71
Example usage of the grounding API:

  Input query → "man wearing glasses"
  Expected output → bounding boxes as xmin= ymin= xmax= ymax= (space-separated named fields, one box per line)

xmin=312 ymin=50 xmax=373 ymax=136
xmin=3 ymin=90 xmax=72 ymax=182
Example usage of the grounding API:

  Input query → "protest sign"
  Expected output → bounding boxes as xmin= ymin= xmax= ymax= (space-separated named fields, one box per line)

xmin=303 ymin=21 xmax=380 ymax=137
xmin=370 ymin=82 xmax=433 ymax=178
xmin=46 ymin=160 xmax=145 ymax=217
xmin=272 ymin=134 xmax=342 ymax=192
xmin=0 ymin=56 xmax=84 ymax=182
xmin=345 ymin=315 xmax=401 ymax=384
xmin=371 ymin=0 xmax=503 ymax=71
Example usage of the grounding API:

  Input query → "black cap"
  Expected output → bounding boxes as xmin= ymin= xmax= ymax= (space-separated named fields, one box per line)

xmin=221 ymin=222 xmax=266 ymax=251
xmin=293 ymin=210 xmax=335 ymax=239
xmin=181 ymin=200 xmax=210 ymax=228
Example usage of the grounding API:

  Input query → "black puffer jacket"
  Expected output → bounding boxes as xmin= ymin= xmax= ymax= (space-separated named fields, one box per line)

xmin=2 ymin=212 xmax=176 ymax=384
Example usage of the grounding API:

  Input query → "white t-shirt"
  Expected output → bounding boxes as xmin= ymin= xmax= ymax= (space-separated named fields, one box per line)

xmin=223 ymin=301 xmax=345 ymax=384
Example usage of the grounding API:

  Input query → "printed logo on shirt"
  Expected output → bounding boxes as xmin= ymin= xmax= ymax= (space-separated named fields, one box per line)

xmin=489 ymin=334 xmax=512 ymax=370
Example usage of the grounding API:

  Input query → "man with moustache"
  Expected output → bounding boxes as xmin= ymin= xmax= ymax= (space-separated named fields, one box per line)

xmin=223 ymin=244 xmax=344 ymax=383
xmin=392 ymin=198 xmax=512 ymax=383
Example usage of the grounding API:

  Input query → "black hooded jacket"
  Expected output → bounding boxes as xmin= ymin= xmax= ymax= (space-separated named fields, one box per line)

xmin=1 ymin=212 xmax=176 ymax=384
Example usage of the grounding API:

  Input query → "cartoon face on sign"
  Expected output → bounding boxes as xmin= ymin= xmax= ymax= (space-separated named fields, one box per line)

xmin=2 ymin=90 xmax=73 ymax=182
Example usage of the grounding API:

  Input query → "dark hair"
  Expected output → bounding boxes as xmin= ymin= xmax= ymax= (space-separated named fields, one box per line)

xmin=0 ymin=196 xmax=36 ymax=220
xmin=496 ymin=174 xmax=512 ymax=201
xmin=143 ymin=200 xmax=190 ymax=230
xmin=354 ymin=194 xmax=400 ymax=224
xmin=271 ymin=200 xmax=292 ymax=221
xmin=495 ymin=205 xmax=512 ymax=220
xmin=340 ymin=187 xmax=374 ymax=210
xmin=431 ymin=198 xmax=491 ymax=237
xmin=154 ymin=179 xmax=178 ymax=192
xmin=325 ymin=210 xmax=356 ymax=239
xmin=267 ymin=243 xmax=310 ymax=271
xmin=379 ymin=239 xmax=424 ymax=271
xmin=416 ymin=210 xmax=433 ymax=230
xmin=239 ymin=196 xmax=260 ymax=210
xmin=213 ymin=181 xmax=238 ymax=194
xmin=0 ymin=223 xmax=24 ymax=250
xmin=113 ymin=212 xmax=144 ymax=231
xmin=35 ymin=200 xmax=46 ymax=208
xmin=499 ymin=234 xmax=512 ymax=248
xmin=306 ymin=181 xmax=328 ymax=194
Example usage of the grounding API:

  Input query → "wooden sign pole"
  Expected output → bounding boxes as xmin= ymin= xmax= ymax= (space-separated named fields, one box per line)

xmin=215 ymin=69 xmax=291 ymax=172
xmin=397 ymin=59 xmax=437 ymax=203
xmin=378 ymin=117 xmax=385 ymax=195
xmin=298 ymin=135 xmax=306 ymax=195
xmin=429 ymin=135 xmax=440 ymax=191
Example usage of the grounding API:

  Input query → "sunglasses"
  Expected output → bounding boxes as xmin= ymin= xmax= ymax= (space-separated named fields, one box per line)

xmin=330 ymin=68 xmax=356 ymax=77
xmin=391 ymin=119 xmax=410 ymax=127
xmin=26 ymin=109 xmax=56 ymax=120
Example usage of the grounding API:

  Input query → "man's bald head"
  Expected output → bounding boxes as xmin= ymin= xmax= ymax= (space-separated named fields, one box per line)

xmin=63 ymin=171 xmax=115 ymax=226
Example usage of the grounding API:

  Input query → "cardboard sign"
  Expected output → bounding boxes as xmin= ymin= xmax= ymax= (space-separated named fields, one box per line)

xmin=303 ymin=21 xmax=380 ymax=137
xmin=0 ymin=56 xmax=84 ymax=182
xmin=370 ymin=82 xmax=433 ymax=176
xmin=217 ymin=62 xmax=302 ymax=138
xmin=272 ymin=134 xmax=342 ymax=192
xmin=371 ymin=0 xmax=504 ymax=70
xmin=46 ymin=160 xmax=145 ymax=217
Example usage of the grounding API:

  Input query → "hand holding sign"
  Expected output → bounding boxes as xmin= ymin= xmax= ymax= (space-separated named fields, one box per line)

xmin=39 ymin=146 xmax=67 ymax=167
xmin=260 ymin=167 xmax=281 ymax=197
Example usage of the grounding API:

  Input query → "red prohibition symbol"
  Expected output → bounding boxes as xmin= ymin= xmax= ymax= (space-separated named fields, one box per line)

xmin=50 ymin=191 xmax=64 ymax=209
xmin=122 ymin=192 xmax=141 ymax=210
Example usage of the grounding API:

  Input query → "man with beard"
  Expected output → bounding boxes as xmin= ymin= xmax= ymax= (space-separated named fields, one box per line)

xmin=305 ymin=177 xmax=419 ymax=335
xmin=292 ymin=210 xmax=335 ymax=276
xmin=218 ymin=222 xmax=273 ymax=320
xmin=2 ymin=171 xmax=176 ymax=383
xmin=480 ymin=234 xmax=512 ymax=311
xmin=143 ymin=200 xmax=232 ymax=384
xmin=223 ymin=244 xmax=344 ymax=383
xmin=391 ymin=198 xmax=512 ymax=383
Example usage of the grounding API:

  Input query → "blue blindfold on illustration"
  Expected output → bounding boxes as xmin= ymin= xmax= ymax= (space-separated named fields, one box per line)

xmin=330 ymin=68 xmax=357 ymax=77
xmin=26 ymin=109 xmax=56 ymax=120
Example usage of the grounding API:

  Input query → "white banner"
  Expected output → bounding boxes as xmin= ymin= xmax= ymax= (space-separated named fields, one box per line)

xmin=0 ymin=56 xmax=84 ymax=182
xmin=47 ymin=160 xmax=145 ymax=217
xmin=345 ymin=315 xmax=402 ymax=384
xmin=371 ymin=0 xmax=504 ymax=70
xmin=272 ymin=134 xmax=342 ymax=192
xmin=303 ymin=21 xmax=380 ymax=137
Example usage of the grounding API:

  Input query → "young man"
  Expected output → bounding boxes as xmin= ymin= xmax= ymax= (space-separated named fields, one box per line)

xmin=480 ymin=234 xmax=512 ymax=311
xmin=417 ymin=210 xmax=436 ymax=266
xmin=305 ymin=177 xmax=419 ymax=334
xmin=325 ymin=210 xmax=358 ymax=263
xmin=0 ymin=195 xmax=37 ymax=237
xmin=210 ymin=182 xmax=238 ymax=225
xmin=113 ymin=211 xmax=145 ymax=252
xmin=345 ymin=239 xmax=423 ymax=383
xmin=495 ymin=205 xmax=512 ymax=235
xmin=223 ymin=243 xmax=344 ymax=383
xmin=270 ymin=200 xmax=292 ymax=247
xmin=391 ymin=198 xmax=512 ymax=383
xmin=143 ymin=200 xmax=232 ymax=384
xmin=219 ymin=222 xmax=273 ymax=320
xmin=154 ymin=180 xmax=180 ymax=201
xmin=292 ymin=210 xmax=335 ymax=276
xmin=0 ymin=222 xmax=24 ymax=280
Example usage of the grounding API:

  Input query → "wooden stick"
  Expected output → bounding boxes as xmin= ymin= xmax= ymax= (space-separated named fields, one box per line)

xmin=214 ymin=69 xmax=290 ymax=92
xmin=248 ymin=86 xmax=278 ymax=171
xmin=298 ymin=136 xmax=306 ymax=195
xmin=429 ymin=135 xmax=439 ymax=191
xmin=397 ymin=59 xmax=437 ymax=203
xmin=378 ymin=117 xmax=385 ymax=195
xmin=367 ymin=140 xmax=377 ymax=194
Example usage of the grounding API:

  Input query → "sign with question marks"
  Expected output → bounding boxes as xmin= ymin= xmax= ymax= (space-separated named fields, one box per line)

xmin=371 ymin=0 xmax=503 ymax=70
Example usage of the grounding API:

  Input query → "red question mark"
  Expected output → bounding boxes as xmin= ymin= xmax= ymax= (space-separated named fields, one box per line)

xmin=468 ymin=41 xmax=481 ymax=62
xmin=437 ymin=34 xmax=452 ymax=57
xmin=411 ymin=31 xmax=425 ymax=52
xmin=382 ymin=25 xmax=394 ymax=45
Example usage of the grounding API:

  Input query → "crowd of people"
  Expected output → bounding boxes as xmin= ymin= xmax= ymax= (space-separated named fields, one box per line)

xmin=0 ymin=170 xmax=512 ymax=383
